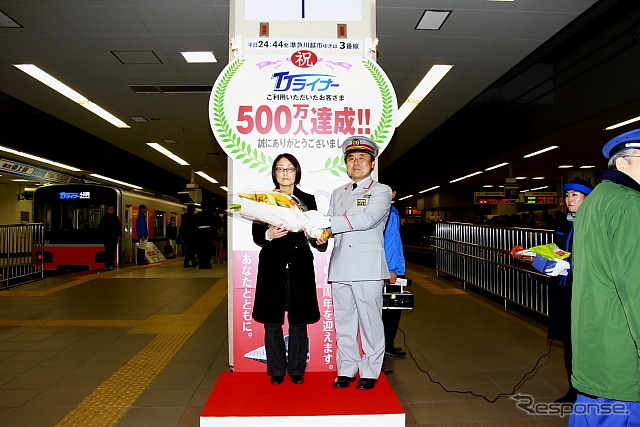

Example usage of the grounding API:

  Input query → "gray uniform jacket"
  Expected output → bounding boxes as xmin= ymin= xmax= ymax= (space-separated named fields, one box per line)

xmin=327 ymin=176 xmax=392 ymax=282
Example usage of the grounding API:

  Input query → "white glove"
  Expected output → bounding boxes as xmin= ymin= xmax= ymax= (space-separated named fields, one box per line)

xmin=303 ymin=210 xmax=330 ymax=239
xmin=303 ymin=210 xmax=331 ymax=229
xmin=545 ymin=258 xmax=570 ymax=276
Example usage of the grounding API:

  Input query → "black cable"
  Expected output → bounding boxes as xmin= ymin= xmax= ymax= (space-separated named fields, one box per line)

xmin=397 ymin=327 xmax=554 ymax=403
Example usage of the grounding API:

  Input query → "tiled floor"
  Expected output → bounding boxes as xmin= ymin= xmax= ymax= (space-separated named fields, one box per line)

xmin=0 ymin=259 xmax=569 ymax=426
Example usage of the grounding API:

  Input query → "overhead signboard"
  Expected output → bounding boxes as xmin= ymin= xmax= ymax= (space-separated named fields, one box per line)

xmin=474 ymin=191 xmax=516 ymax=204
xmin=522 ymin=192 xmax=557 ymax=204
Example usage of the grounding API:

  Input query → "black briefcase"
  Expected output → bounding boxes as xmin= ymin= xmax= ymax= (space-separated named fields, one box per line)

xmin=382 ymin=277 xmax=414 ymax=310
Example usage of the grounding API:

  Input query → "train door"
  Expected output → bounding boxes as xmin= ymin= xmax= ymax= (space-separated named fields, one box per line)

xmin=122 ymin=205 xmax=133 ymax=264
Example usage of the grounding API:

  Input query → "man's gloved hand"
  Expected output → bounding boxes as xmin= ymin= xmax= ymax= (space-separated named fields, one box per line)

xmin=303 ymin=210 xmax=330 ymax=229
xmin=303 ymin=210 xmax=330 ymax=239
xmin=545 ymin=258 xmax=570 ymax=276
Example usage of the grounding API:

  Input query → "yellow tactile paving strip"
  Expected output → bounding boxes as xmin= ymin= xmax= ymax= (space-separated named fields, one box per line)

xmin=50 ymin=276 xmax=227 ymax=427
xmin=408 ymin=273 xmax=467 ymax=295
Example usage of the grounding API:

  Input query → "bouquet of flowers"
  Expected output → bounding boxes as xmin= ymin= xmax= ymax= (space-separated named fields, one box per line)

xmin=510 ymin=243 xmax=571 ymax=276
xmin=230 ymin=191 xmax=330 ymax=239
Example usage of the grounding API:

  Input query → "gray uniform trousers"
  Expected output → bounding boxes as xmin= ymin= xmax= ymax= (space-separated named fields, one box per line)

xmin=332 ymin=279 xmax=385 ymax=379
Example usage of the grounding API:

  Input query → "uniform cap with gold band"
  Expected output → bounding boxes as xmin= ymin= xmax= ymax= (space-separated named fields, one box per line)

xmin=602 ymin=128 xmax=640 ymax=158
xmin=341 ymin=136 xmax=379 ymax=159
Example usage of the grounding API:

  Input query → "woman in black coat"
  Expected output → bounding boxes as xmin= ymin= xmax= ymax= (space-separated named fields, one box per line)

xmin=252 ymin=153 xmax=326 ymax=385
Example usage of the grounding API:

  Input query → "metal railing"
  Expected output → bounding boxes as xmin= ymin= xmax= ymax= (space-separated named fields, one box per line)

xmin=433 ymin=221 xmax=554 ymax=316
xmin=0 ymin=223 xmax=44 ymax=288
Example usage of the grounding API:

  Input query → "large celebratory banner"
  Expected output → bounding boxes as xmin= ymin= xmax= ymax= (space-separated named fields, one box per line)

xmin=214 ymin=0 xmax=397 ymax=373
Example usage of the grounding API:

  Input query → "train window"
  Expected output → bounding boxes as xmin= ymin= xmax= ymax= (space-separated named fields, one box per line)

xmin=154 ymin=211 xmax=165 ymax=237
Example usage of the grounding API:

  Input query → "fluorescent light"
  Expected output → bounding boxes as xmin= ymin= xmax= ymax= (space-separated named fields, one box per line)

xmin=418 ymin=185 xmax=440 ymax=193
xmin=13 ymin=64 xmax=130 ymax=128
xmin=220 ymin=186 xmax=228 ymax=192
xmin=515 ymin=177 xmax=527 ymax=180
xmin=558 ymin=165 xmax=573 ymax=169
xmin=605 ymin=116 xmax=640 ymax=131
xmin=450 ymin=171 xmax=482 ymax=183
xmin=579 ymin=165 xmax=595 ymax=169
xmin=529 ymin=186 xmax=549 ymax=191
xmin=396 ymin=65 xmax=453 ymax=127
xmin=12 ymin=179 xmax=29 ymax=182
xmin=523 ymin=146 xmax=558 ymax=158
xmin=415 ymin=10 xmax=450 ymax=31
xmin=0 ymin=144 xmax=82 ymax=171
xmin=181 ymin=51 xmax=217 ymax=63
xmin=195 ymin=171 xmax=219 ymax=184
xmin=483 ymin=185 xmax=493 ymax=188
xmin=484 ymin=162 xmax=509 ymax=171
xmin=146 ymin=143 xmax=189 ymax=166
xmin=80 ymin=102 xmax=130 ymax=128
xmin=398 ymin=194 xmax=414 ymax=201
xmin=89 ymin=173 xmax=142 ymax=189
xmin=532 ymin=177 xmax=545 ymax=180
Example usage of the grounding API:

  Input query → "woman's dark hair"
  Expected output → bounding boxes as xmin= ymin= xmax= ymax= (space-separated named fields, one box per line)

xmin=271 ymin=153 xmax=302 ymax=187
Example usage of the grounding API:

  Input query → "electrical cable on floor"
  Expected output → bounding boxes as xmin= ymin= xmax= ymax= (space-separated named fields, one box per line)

xmin=397 ymin=327 xmax=554 ymax=403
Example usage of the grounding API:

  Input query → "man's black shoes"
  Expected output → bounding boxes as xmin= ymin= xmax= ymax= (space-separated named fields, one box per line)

xmin=356 ymin=378 xmax=377 ymax=390
xmin=332 ymin=376 xmax=356 ymax=388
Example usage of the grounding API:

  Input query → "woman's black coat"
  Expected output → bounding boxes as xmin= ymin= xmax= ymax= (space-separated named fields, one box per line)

xmin=547 ymin=217 xmax=573 ymax=342
xmin=251 ymin=187 xmax=325 ymax=325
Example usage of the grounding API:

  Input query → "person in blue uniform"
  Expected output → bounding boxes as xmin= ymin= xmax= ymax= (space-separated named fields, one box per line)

xmin=382 ymin=183 xmax=407 ymax=361
xmin=316 ymin=136 xmax=392 ymax=390
xmin=548 ymin=177 xmax=592 ymax=403
xmin=252 ymin=153 xmax=326 ymax=385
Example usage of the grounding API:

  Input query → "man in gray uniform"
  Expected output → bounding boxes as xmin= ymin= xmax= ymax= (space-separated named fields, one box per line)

xmin=316 ymin=136 xmax=392 ymax=390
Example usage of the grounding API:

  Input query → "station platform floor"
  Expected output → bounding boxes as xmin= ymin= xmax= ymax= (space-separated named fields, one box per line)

xmin=0 ymin=258 xmax=569 ymax=426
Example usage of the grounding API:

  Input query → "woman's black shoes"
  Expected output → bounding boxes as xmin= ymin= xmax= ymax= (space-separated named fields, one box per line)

xmin=270 ymin=375 xmax=284 ymax=385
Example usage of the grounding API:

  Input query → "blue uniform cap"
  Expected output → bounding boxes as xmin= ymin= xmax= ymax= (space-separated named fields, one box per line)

xmin=562 ymin=183 xmax=593 ymax=195
xmin=341 ymin=136 xmax=379 ymax=158
xmin=602 ymin=128 xmax=640 ymax=158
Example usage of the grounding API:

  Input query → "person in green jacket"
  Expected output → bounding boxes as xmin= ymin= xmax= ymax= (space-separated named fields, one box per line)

xmin=570 ymin=128 xmax=640 ymax=426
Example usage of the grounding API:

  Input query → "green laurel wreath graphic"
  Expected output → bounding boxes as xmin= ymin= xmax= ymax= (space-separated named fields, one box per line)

xmin=211 ymin=58 xmax=273 ymax=175
xmin=316 ymin=59 xmax=396 ymax=177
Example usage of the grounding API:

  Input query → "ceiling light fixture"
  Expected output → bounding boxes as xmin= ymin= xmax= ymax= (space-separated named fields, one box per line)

xmin=484 ymin=162 xmax=509 ymax=171
xmin=195 ymin=171 xmax=219 ymax=184
xmin=418 ymin=185 xmax=440 ymax=193
xmin=220 ymin=186 xmax=228 ymax=192
xmin=579 ymin=165 xmax=595 ymax=169
xmin=450 ymin=171 xmax=482 ymax=183
xmin=146 ymin=143 xmax=189 ymax=166
xmin=523 ymin=146 xmax=558 ymax=158
xmin=529 ymin=186 xmax=549 ymax=191
xmin=532 ymin=177 xmax=545 ymax=180
xmin=398 ymin=194 xmax=414 ymax=201
xmin=181 ymin=51 xmax=217 ymax=63
xmin=604 ymin=115 xmax=640 ymax=130
xmin=130 ymin=116 xmax=149 ymax=123
xmin=515 ymin=176 xmax=527 ymax=180
xmin=482 ymin=185 xmax=493 ymax=188
xmin=396 ymin=64 xmax=453 ymax=127
xmin=0 ymin=144 xmax=82 ymax=171
xmin=558 ymin=165 xmax=573 ymax=169
xmin=13 ymin=64 xmax=130 ymax=128
xmin=89 ymin=173 xmax=142 ymax=189
xmin=415 ymin=10 xmax=451 ymax=31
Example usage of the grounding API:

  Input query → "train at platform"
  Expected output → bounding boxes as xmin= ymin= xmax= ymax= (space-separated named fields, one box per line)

xmin=33 ymin=183 xmax=186 ymax=272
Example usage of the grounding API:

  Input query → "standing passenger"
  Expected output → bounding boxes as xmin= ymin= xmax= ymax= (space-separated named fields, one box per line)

xmin=252 ymin=153 xmax=325 ymax=385
xmin=99 ymin=205 xmax=121 ymax=270
xmin=179 ymin=204 xmax=198 ymax=268
xmin=316 ymin=136 xmax=392 ymax=390
xmin=136 ymin=204 xmax=149 ymax=265
xmin=569 ymin=128 xmax=640 ymax=425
